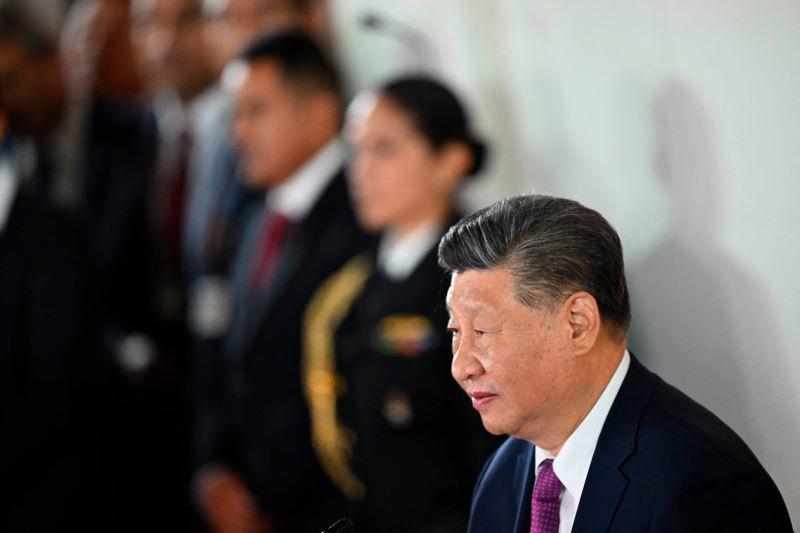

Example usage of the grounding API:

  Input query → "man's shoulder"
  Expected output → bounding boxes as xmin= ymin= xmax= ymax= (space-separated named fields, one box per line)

xmin=618 ymin=361 xmax=783 ymax=509
xmin=467 ymin=437 xmax=532 ymax=532
xmin=633 ymin=368 xmax=765 ymax=478
xmin=583 ymin=358 xmax=793 ymax=531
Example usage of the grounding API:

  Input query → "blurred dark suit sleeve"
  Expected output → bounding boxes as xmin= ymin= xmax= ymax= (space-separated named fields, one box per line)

xmin=82 ymin=100 xmax=160 ymax=349
xmin=0 ymin=193 xmax=103 ymax=531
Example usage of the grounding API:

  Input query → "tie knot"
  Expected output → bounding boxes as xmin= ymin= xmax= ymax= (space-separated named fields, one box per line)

xmin=533 ymin=459 xmax=563 ymax=503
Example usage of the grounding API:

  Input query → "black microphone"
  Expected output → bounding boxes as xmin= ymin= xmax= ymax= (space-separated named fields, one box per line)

xmin=358 ymin=12 xmax=439 ymax=72
xmin=321 ymin=517 xmax=354 ymax=533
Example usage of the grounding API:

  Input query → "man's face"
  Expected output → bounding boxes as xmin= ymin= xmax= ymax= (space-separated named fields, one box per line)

xmin=131 ymin=0 xmax=211 ymax=98
xmin=0 ymin=40 xmax=60 ymax=136
xmin=231 ymin=59 xmax=315 ymax=187
xmin=446 ymin=267 xmax=577 ymax=442
xmin=205 ymin=0 xmax=302 ymax=75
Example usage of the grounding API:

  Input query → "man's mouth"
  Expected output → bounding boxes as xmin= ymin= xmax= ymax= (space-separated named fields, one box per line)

xmin=469 ymin=391 xmax=497 ymax=409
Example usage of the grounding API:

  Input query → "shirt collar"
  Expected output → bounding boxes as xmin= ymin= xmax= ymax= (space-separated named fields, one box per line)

xmin=535 ymin=350 xmax=631 ymax=505
xmin=266 ymin=138 xmax=347 ymax=221
xmin=154 ymin=85 xmax=229 ymax=144
xmin=0 ymin=150 xmax=20 ymax=234
xmin=377 ymin=222 xmax=442 ymax=281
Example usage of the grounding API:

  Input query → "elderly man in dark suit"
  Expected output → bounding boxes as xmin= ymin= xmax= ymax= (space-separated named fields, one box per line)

xmin=439 ymin=195 xmax=792 ymax=533
xmin=193 ymin=30 xmax=371 ymax=533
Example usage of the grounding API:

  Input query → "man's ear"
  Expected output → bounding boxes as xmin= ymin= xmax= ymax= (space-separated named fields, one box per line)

xmin=434 ymin=141 xmax=471 ymax=193
xmin=563 ymin=291 xmax=600 ymax=355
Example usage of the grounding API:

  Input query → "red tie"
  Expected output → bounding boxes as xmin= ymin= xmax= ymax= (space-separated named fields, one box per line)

xmin=250 ymin=208 xmax=291 ymax=290
xmin=162 ymin=129 xmax=190 ymax=260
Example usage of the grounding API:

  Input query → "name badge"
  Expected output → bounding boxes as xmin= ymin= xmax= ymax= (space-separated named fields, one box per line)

xmin=189 ymin=276 xmax=232 ymax=338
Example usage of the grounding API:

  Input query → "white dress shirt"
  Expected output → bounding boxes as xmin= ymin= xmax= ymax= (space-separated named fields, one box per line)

xmin=266 ymin=138 xmax=347 ymax=221
xmin=534 ymin=350 xmax=631 ymax=532
xmin=377 ymin=222 xmax=442 ymax=281
xmin=0 ymin=154 xmax=18 ymax=234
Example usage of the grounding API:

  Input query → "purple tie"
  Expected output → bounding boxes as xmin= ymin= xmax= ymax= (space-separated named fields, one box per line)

xmin=530 ymin=459 xmax=564 ymax=533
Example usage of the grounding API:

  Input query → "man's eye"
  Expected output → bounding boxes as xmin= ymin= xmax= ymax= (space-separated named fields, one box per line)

xmin=475 ymin=330 xmax=485 ymax=337
xmin=447 ymin=328 xmax=460 ymax=338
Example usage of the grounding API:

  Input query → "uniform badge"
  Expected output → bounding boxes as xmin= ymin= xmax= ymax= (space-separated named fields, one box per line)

xmin=189 ymin=276 xmax=232 ymax=337
xmin=375 ymin=314 xmax=435 ymax=357
xmin=383 ymin=389 xmax=413 ymax=428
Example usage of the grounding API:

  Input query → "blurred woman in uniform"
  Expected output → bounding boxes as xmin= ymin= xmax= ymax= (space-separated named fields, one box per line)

xmin=303 ymin=75 xmax=500 ymax=533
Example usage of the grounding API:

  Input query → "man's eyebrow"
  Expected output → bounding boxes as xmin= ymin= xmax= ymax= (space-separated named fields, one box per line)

xmin=446 ymin=302 xmax=485 ymax=315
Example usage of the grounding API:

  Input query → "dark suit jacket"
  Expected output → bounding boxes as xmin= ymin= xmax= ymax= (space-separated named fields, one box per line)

xmin=204 ymin=169 xmax=373 ymax=532
xmin=467 ymin=355 xmax=793 ymax=532
xmin=82 ymin=99 xmax=161 ymax=344
xmin=0 ymin=192 xmax=104 ymax=531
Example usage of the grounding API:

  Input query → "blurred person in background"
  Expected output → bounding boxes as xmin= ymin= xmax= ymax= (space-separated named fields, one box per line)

xmin=193 ymin=30 xmax=372 ymax=533
xmin=128 ymin=0 xmax=215 ymax=370
xmin=0 ymin=105 xmax=104 ymax=530
xmin=48 ymin=0 xmax=160 ymax=375
xmin=2 ymin=0 xmax=193 ymax=529
xmin=184 ymin=0 xmax=334 ymax=302
xmin=202 ymin=0 xmax=326 ymax=78
xmin=303 ymin=76 xmax=500 ymax=533
xmin=183 ymin=0 xmax=325 ymax=392
xmin=184 ymin=2 xmax=337 ymax=517
xmin=0 ymin=0 xmax=76 ymax=207
xmin=89 ymin=0 xmax=226 ymax=528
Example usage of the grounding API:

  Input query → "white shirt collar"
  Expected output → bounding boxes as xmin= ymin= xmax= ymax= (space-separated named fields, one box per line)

xmin=534 ymin=349 xmax=631 ymax=533
xmin=0 ymin=152 xmax=19 ymax=234
xmin=266 ymin=138 xmax=347 ymax=221
xmin=377 ymin=222 xmax=442 ymax=281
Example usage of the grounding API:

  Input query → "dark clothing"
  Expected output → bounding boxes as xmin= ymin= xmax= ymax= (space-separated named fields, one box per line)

xmin=83 ymin=99 xmax=191 ymax=532
xmin=467 ymin=355 xmax=793 ymax=533
xmin=83 ymin=99 xmax=161 ymax=346
xmin=305 ymin=229 xmax=501 ymax=533
xmin=203 ymin=169 xmax=373 ymax=532
xmin=0 ymin=192 xmax=104 ymax=532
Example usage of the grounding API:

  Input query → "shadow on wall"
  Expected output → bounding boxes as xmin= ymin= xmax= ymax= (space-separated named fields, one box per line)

xmin=627 ymin=80 xmax=796 ymax=508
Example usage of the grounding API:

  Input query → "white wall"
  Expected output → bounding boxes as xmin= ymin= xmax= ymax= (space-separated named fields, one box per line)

xmin=331 ymin=0 xmax=800 ymax=526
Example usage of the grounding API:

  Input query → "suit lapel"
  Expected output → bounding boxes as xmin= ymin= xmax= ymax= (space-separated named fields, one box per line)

xmin=512 ymin=443 xmax=536 ymax=533
xmin=571 ymin=355 xmax=656 ymax=533
xmin=238 ymin=224 xmax=307 ymax=353
xmin=570 ymin=454 xmax=629 ymax=533
xmin=225 ymin=203 xmax=267 ymax=358
xmin=226 ymin=168 xmax=350 ymax=359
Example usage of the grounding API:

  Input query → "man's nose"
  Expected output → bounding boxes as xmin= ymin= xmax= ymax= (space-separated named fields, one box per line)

xmin=451 ymin=333 xmax=485 ymax=383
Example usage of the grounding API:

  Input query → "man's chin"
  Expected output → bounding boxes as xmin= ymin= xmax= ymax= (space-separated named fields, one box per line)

xmin=242 ymin=167 xmax=271 ymax=189
xmin=479 ymin=417 xmax=509 ymax=436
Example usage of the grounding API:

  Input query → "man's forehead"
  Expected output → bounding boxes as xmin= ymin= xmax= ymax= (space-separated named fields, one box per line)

xmin=446 ymin=269 xmax=512 ymax=314
xmin=445 ymin=296 xmax=486 ymax=315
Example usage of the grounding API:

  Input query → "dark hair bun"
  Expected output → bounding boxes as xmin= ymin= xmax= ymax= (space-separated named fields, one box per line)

xmin=466 ymin=138 xmax=488 ymax=176
xmin=380 ymin=75 xmax=489 ymax=178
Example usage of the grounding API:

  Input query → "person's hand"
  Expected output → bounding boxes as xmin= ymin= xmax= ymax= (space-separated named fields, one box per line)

xmin=199 ymin=469 xmax=273 ymax=533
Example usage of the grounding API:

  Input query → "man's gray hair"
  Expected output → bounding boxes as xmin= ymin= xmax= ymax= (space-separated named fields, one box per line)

xmin=438 ymin=194 xmax=631 ymax=335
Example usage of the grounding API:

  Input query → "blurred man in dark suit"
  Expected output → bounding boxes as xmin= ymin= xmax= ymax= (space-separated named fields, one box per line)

xmin=193 ymin=30 xmax=371 ymax=533
xmin=183 ymin=6 xmax=336 ymax=488
xmin=0 ymin=107 xmax=103 ymax=531
xmin=439 ymin=195 xmax=793 ymax=532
